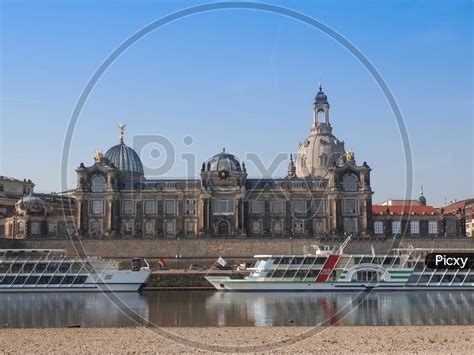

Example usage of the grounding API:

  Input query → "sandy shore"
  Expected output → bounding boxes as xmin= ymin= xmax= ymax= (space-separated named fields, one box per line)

xmin=0 ymin=326 xmax=473 ymax=353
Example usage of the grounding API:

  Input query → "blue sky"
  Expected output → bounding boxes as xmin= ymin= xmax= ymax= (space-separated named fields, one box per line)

xmin=1 ymin=0 xmax=472 ymax=205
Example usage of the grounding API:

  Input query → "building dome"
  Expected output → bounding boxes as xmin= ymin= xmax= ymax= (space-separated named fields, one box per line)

xmin=296 ymin=85 xmax=347 ymax=177
xmin=208 ymin=149 xmax=241 ymax=172
xmin=314 ymin=84 xmax=328 ymax=104
xmin=105 ymin=142 xmax=144 ymax=176
xmin=296 ymin=133 xmax=345 ymax=177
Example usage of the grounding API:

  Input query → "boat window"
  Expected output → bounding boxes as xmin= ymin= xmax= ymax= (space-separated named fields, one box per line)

xmin=271 ymin=270 xmax=285 ymax=278
xmin=0 ymin=276 xmax=14 ymax=284
xmin=465 ymin=275 xmax=474 ymax=283
xmin=280 ymin=257 xmax=292 ymax=265
xmin=306 ymin=270 xmax=320 ymax=278
xmin=50 ymin=276 xmax=62 ymax=284
xmin=24 ymin=276 xmax=39 ymax=284
xmin=75 ymin=276 xmax=87 ymax=284
xmin=453 ymin=275 xmax=465 ymax=283
xmin=273 ymin=257 xmax=282 ymax=264
xmin=314 ymin=257 xmax=327 ymax=265
xmin=361 ymin=257 xmax=373 ymax=263
xmin=429 ymin=274 xmax=442 ymax=283
xmin=292 ymin=257 xmax=304 ymax=264
xmin=418 ymin=275 xmax=431 ymax=283
xmin=295 ymin=271 xmax=307 ymax=280
xmin=63 ymin=276 xmax=75 ymax=284
xmin=284 ymin=270 xmax=297 ymax=278
xmin=303 ymin=257 xmax=316 ymax=265
xmin=441 ymin=274 xmax=454 ymax=283
xmin=414 ymin=261 xmax=425 ymax=271
xmin=38 ymin=276 xmax=51 ymax=284
xmin=12 ymin=277 xmax=26 ymax=285
xmin=406 ymin=273 xmax=421 ymax=284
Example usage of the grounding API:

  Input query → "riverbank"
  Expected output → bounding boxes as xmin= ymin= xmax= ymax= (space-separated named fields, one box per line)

xmin=1 ymin=326 xmax=472 ymax=353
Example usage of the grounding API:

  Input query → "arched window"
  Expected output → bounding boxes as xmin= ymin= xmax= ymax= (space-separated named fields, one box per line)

xmin=319 ymin=155 xmax=327 ymax=167
xmin=342 ymin=174 xmax=359 ymax=192
xmin=317 ymin=110 xmax=324 ymax=123
xmin=91 ymin=175 xmax=106 ymax=192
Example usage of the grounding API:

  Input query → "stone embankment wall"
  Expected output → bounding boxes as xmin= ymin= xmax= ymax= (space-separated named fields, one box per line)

xmin=1 ymin=237 xmax=472 ymax=264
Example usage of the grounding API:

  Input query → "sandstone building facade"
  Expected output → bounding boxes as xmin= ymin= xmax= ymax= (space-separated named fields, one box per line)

xmin=74 ymin=86 xmax=375 ymax=239
xmin=2 ymin=87 xmax=467 ymax=239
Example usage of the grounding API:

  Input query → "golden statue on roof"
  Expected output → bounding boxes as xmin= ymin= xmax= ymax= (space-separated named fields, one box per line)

xmin=94 ymin=149 xmax=103 ymax=163
xmin=118 ymin=123 xmax=127 ymax=143
xmin=345 ymin=149 xmax=354 ymax=163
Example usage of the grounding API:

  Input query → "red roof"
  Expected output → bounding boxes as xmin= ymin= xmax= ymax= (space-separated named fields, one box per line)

xmin=372 ymin=205 xmax=439 ymax=215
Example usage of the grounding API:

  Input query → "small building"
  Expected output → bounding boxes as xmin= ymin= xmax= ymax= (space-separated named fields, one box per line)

xmin=372 ymin=201 xmax=464 ymax=238
xmin=4 ymin=193 xmax=76 ymax=239
xmin=0 ymin=176 xmax=35 ymax=237
xmin=441 ymin=198 xmax=474 ymax=237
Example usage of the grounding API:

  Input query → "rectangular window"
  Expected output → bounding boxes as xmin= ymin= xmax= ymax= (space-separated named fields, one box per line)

xmin=292 ymin=181 xmax=304 ymax=189
xmin=144 ymin=200 xmax=155 ymax=215
xmin=30 ymin=222 xmax=40 ymax=235
xmin=18 ymin=222 xmax=25 ymax=233
xmin=123 ymin=200 xmax=134 ymax=215
xmin=186 ymin=181 xmax=198 ymax=189
xmin=292 ymin=199 xmax=306 ymax=214
xmin=185 ymin=199 xmax=196 ymax=215
xmin=392 ymin=221 xmax=401 ymax=234
xmin=92 ymin=200 xmax=103 ymax=215
xmin=270 ymin=200 xmax=285 ymax=214
xmin=250 ymin=200 xmax=265 ymax=214
xmin=314 ymin=220 xmax=325 ymax=234
xmin=166 ymin=182 xmax=177 ymax=189
xmin=0 ymin=185 xmax=4 ymax=192
xmin=374 ymin=221 xmax=384 ymax=235
xmin=48 ymin=222 xmax=57 ymax=234
xmin=428 ymin=221 xmax=438 ymax=234
xmin=312 ymin=199 xmax=325 ymax=214
xmin=213 ymin=199 xmax=233 ymax=215
xmin=410 ymin=220 xmax=420 ymax=234
xmin=344 ymin=199 xmax=357 ymax=214
xmin=344 ymin=218 xmax=357 ymax=234
xmin=91 ymin=221 xmax=102 ymax=234
xmin=165 ymin=200 xmax=178 ymax=215
xmin=446 ymin=220 xmax=456 ymax=234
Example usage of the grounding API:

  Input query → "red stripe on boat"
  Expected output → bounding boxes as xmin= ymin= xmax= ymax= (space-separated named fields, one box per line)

xmin=316 ymin=255 xmax=340 ymax=282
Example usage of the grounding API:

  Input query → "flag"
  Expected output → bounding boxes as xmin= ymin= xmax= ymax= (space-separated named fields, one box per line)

xmin=159 ymin=258 xmax=166 ymax=267
xmin=217 ymin=257 xmax=227 ymax=267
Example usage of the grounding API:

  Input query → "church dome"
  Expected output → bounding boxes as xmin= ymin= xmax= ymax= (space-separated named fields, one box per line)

xmin=314 ymin=84 xmax=328 ymax=104
xmin=208 ymin=149 xmax=241 ymax=172
xmin=105 ymin=142 xmax=144 ymax=176
xmin=296 ymin=85 xmax=346 ymax=177
xmin=296 ymin=134 xmax=345 ymax=177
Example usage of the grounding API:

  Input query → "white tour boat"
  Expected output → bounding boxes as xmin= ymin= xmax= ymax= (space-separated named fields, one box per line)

xmin=206 ymin=236 xmax=474 ymax=291
xmin=0 ymin=249 xmax=151 ymax=292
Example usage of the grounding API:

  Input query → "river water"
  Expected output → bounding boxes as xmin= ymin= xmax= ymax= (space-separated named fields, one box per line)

xmin=1 ymin=290 xmax=473 ymax=328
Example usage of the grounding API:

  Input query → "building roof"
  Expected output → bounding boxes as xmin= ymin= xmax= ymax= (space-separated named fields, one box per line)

xmin=0 ymin=176 xmax=34 ymax=184
xmin=372 ymin=205 xmax=439 ymax=215
xmin=442 ymin=198 xmax=474 ymax=213
xmin=104 ymin=142 xmax=144 ymax=176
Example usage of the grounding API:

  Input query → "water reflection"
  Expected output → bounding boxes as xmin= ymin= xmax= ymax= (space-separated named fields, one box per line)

xmin=0 ymin=291 xmax=473 ymax=328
